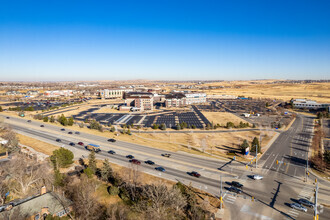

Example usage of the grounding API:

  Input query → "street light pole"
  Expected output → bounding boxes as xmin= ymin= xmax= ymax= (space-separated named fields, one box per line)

xmin=314 ymin=182 xmax=318 ymax=220
xmin=220 ymin=175 xmax=223 ymax=209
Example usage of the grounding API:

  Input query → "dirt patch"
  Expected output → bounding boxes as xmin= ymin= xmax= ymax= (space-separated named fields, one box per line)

xmin=202 ymin=111 xmax=249 ymax=125
xmin=17 ymin=133 xmax=59 ymax=155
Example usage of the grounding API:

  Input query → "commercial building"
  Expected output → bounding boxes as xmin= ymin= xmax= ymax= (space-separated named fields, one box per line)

xmin=292 ymin=99 xmax=330 ymax=109
xmin=165 ymin=93 xmax=207 ymax=108
xmin=125 ymin=92 xmax=154 ymax=111
xmin=43 ymin=90 xmax=73 ymax=97
xmin=99 ymin=89 xmax=133 ymax=99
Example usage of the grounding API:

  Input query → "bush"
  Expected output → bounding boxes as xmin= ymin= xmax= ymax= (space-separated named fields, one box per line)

xmin=83 ymin=167 xmax=94 ymax=178
xmin=109 ymin=186 xmax=120 ymax=196
xmin=43 ymin=116 xmax=49 ymax=122
xmin=152 ymin=124 xmax=159 ymax=129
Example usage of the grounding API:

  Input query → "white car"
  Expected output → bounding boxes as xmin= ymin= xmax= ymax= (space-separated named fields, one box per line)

xmin=290 ymin=203 xmax=307 ymax=212
xmin=253 ymin=175 xmax=263 ymax=180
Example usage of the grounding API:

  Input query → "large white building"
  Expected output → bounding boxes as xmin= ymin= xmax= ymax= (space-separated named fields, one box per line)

xmin=44 ymin=90 xmax=73 ymax=97
xmin=165 ymin=93 xmax=207 ymax=107
xmin=99 ymin=89 xmax=133 ymax=99
xmin=292 ymin=99 xmax=329 ymax=109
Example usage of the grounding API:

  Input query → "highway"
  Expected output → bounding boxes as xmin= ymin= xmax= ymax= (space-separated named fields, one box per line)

xmin=2 ymin=114 xmax=330 ymax=220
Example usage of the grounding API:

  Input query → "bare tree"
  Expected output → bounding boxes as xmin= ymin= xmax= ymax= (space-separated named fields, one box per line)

xmin=5 ymin=154 xmax=50 ymax=197
xmin=0 ymin=206 xmax=29 ymax=220
xmin=1 ymin=130 xmax=19 ymax=152
xmin=135 ymin=184 xmax=186 ymax=219
xmin=65 ymin=175 xmax=105 ymax=220
xmin=0 ymin=166 xmax=9 ymax=205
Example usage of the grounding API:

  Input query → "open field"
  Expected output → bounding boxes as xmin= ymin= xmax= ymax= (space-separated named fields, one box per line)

xmin=201 ymin=111 xmax=249 ymax=125
xmin=17 ymin=133 xmax=59 ymax=155
xmin=200 ymin=81 xmax=330 ymax=103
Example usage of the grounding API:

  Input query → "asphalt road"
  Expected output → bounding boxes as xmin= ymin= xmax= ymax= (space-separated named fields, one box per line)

xmin=2 ymin=114 xmax=330 ymax=220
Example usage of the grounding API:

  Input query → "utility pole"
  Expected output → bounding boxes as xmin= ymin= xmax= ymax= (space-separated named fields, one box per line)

xmin=220 ymin=175 xmax=223 ymax=209
xmin=256 ymin=144 xmax=257 ymax=169
xmin=314 ymin=181 xmax=318 ymax=220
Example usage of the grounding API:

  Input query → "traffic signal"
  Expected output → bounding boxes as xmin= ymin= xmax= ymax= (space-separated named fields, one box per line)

xmin=276 ymin=160 xmax=278 ymax=165
xmin=246 ymin=165 xmax=248 ymax=169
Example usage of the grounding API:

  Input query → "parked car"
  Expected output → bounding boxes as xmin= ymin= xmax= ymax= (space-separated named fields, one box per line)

xmin=27 ymin=120 xmax=31 ymax=123
xmin=78 ymin=142 xmax=84 ymax=146
xmin=145 ymin=160 xmax=155 ymax=165
xmin=290 ymin=203 xmax=307 ymax=212
xmin=108 ymin=138 xmax=116 ymax=142
xmin=161 ymin=153 xmax=171 ymax=158
xmin=130 ymin=159 xmax=141 ymax=165
xmin=68 ymin=131 xmax=73 ymax=134
xmin=75 ymin=131 xmax=80 ymax=135
xmin=231 ymin=181 xmax=243 ymax=188
xmin=252 ymin=175 xmax=263 ymax=180
xmin=40 ymin=125 xmax=44 ymax=127
xmin=108 ymin=150 xmax=116 ymax=154
xmin=229 ymin=186 xmax=242 ymax=194
xmin=189 ymin=171 xmax=201 ymax=178
xmin=61 ymin=128 xmax=65 ymax=131
xmin=69 ymin=142 xmax=75 ymax=146
xmin=126 ymin=155 xmax=134 ymax=159
xmin=56 ymin=139 xmax=61 ymax=142
xmin=298 ymin=199 xmax=314 ymax=208
xmin=155 ymin=167 xmax=165 ymax=172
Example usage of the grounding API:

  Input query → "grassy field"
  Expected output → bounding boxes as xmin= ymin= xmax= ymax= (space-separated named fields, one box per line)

xmin=17 ymin=133 xmax=59 ymax=155
xmin=202 ymin=111 xmax=249 ymax=126
xmin=200 ymin=81 xmax=330 ymax=103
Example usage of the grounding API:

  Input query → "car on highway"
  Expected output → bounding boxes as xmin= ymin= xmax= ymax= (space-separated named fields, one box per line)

xmin=69 ymin=142 xmax=75 ymax=146
xmin=56 ymin=139 xmax=61 ymax=142
xmin=189 ymin=171 xmax=201 ymax=178
xmin=252 ymin=175 xmax=263 ymax=180
xmin=68 ymin=132 xmax=73 ymax=134
xmin=108 ymin=150 xmax=116 ymax=154
xmin=130 ymin=159 xmax=141 ymax=165
xmin=78 ymin=142 xmax=84 ymax=146
xmin=126 ymin=155 xmax=134 ymax=159
xmin=229 ymin=186 xmax=242 ymax=194
xmin=298 ymin=199 xmax=314 ymax=208
xmin=107 ymin=138 xmax=116 ymax=142
xmin=231 ymin=181 xmax=243 ymax=188
xmin=161 ymin=153 xmax=171 ymax=158
xmin=75 ymin=131 xmax=80 ymax=135
xmin=155 ymin=167 xmax=165 ymax=172
xmin=6 ymin=117 xmax=10 ymax=119
xmin=40 ymin=125 xmax=44 ymax=127
xmin=61 ymin=128 xmax=65 ymax=131
xmin=27 ymin=120 xmax=31 ymax=123
xmin=145 ymin=160 xmax=155 ymax=165
xmin=290 ymin=203 xmax=307 ymax=212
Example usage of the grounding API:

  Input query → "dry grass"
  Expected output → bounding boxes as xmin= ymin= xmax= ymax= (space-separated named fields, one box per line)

xmin=200 ymin=81 xmax=330 ymax=103
xmin=202 ymin=111 xmax=249 ymax=125
xmin=17 ymin=133 xmax=59 ymax=155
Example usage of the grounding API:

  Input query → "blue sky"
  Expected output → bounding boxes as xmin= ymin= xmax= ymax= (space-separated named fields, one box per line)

xmin=0 ymin=0 xmax=330 ymax=81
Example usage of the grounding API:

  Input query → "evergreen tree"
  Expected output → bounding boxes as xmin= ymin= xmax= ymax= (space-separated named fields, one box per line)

xmin=100 ymin=159 xmax=113 ymax=182
xmin=43 ymin=116 xmax=49 ymax=122
xmin=88 ymin=150 xmax=97 ymax=174
xmin=0 ymin=106 xmax=3 ymax=112
xmin=251 ymin=137 xmax=261 ymax=153
xmin=50 ymin=115 xmax=55 ymax=123
xmin=68 ymin=117 xmax=74 ymax=126
xmin=50 ymin=148 xmax=74 ymax=169
xmin=240 ymin=139 xmax=250 ymax=153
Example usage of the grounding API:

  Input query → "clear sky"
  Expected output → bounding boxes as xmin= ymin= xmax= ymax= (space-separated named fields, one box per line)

xmin=0 ymin=0 xmax=330 ymax=81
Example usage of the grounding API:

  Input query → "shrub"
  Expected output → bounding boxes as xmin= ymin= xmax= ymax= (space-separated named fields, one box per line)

xmin=109 ymin=186 xmax=119 ymax=196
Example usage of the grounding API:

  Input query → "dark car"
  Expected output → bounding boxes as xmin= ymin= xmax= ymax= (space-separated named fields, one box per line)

xmin=78 ymin=142 xmax=84 ymax=146
xmin=108 ymin=138 xmax=116 ymax=142
xmin=6 ymin=117 xmax=10 ymax=119
xmin=68 ymin=131 xmax=73 ymax=134
xmin=69 ymin=142 xmax=75 ymax=146
xmin=130 ymin=159 xmax=141 ymax=165
xmin=61 ymin=128 xmax=65 ymax=131
xmin=161 ymin=153 xmax=171 ymax=158
xmin=108 ymin=150 xmax=116 ymax=154
xmin=229 ymin=186 xmax=242 ymax=194
xmin=145 ymin=160 xmax=155 ymax=165
xmin=56 ymin=139 xmax=61 ymax=142
xmin=40 ymin=125 xmax=44 ymax=127
xmin=189 ymin=171 xmax=201 ymax=178
xmin=75 ymin=131 xmax=80 ymax=135
xmin=126 ymin=155 xmax=134 ymax=159
xmin=231 ymin=181 xmax=243 ymax=188
xmin=298 ymin=198 xmax=314 ymax=208
xmin=155 ymin=167 xmax=165 ymax=172
xmin=27 ymin=120 xmax=31 ymax=122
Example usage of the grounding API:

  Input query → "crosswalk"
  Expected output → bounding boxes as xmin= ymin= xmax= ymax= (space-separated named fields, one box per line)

xmin=286 ymin=209 xmax=300 ymax=219
xmin=224 ymin=194 xmax=237 ymax=204
xmin=223 ymin=172 xmax=249 ymax=205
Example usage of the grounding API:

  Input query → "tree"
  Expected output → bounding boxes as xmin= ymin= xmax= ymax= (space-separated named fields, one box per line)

xmin=54 ymin=169 xmax=65 ymax=187
xmin=160 ymin=123 xmax=166 ymax=130
xmin=152 ymin=124 xmax=159 ymax=129
xmin=240 ymin=139 xmax=249 ymax=153
xmin=83 ymin=167 xmax=94 ymax=178
xmin=110 ymin=126 xmax=116 ymax=132
xmin=88 ymin=151 xmax=97 ymax=174
xmin=176 ymin=124 xmax=181 ymax=130
xmin=0 ymin=168 xmax=9 ymax=205
xmin=100 ymin=159 xmax=113 ymax=182
xmin=43 ymin=116 xmax=49 ymax=122
xmin=127 ymin=129 xmax=131 ymax=135
xmin=68 ymin=117 xmax=74 ymax=126
xmin=1 ymin=130 xmax=19 ymax=152
xmin=266 ymin=102 xmax=269 ymax=107
xmin=50 ymin=148 xmax=74 ymax=169
xmin=324 ymin=150 xmax=330 ymax=165
xmin=226 ymin=122 xmax=235 ymax=129
xmin=0 ymin=106 xmax=3 ymax=112
xmin=57 ymin=114 xmax=68 ymax=126
xmin=251 ymin=137 xmax=261 ymax=153
xmin=49 ymin=115 xmax=55 ymax=123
